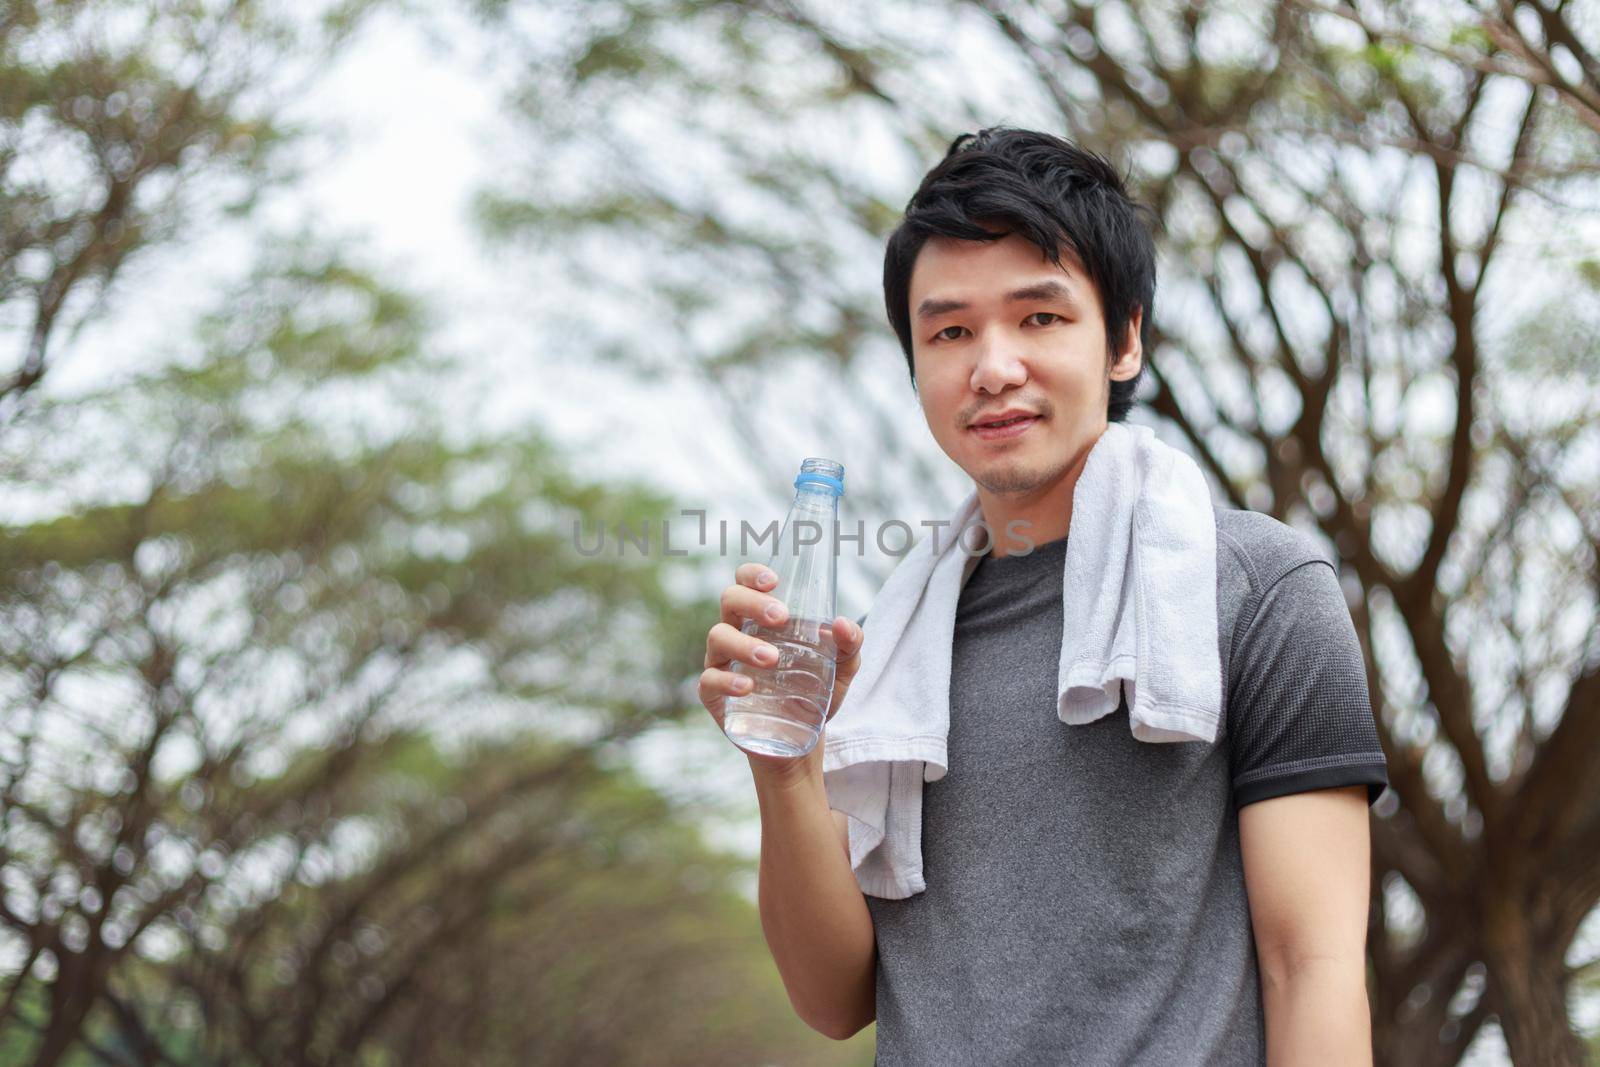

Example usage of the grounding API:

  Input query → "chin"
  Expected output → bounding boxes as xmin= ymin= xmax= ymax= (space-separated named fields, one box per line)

xmin=972 ymin=458 xmax=1057 ymax=496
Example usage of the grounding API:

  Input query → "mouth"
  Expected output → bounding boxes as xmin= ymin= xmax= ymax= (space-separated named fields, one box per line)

xmin=969 ymin=414 xmax=1042 ymax=441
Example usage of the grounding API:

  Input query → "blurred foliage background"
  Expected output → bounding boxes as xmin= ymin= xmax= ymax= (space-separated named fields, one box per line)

xmin=2 ymin=0 xmax=1599 ymax=1064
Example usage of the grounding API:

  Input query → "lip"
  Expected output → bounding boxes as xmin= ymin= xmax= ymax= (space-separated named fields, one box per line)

xmin=969 ymin=413 xmax=1041 ymax=441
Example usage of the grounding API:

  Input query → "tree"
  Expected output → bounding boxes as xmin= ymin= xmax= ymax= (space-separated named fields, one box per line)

xmin=469 ymin=1 xmax=1600 ymax=1062
xmin=89 ymin=729 xmax=866 ymax=1066
xmin=2 ymin=5 xmax=877 ymax=1061
xmin=0 ymin=227 xmax=876 ymax=1063
xmin=0 ymin=0 xmax=384 ymax=433
xmin=0 ymin=230 xmax=711 ymax=1062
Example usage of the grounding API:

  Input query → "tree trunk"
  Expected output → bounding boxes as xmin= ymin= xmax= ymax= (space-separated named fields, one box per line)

xmin=32 ymin=979 xmax=93 ymax=1067
xmin=1371 ymin=953 xmax=1482 ymax=1067
xmin=1482 ymin=916 xmax=1585 ymax=1066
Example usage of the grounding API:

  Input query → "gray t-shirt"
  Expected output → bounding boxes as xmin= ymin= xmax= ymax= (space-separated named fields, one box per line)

xmin=849 ymin=505 xmax=1388 ymax=1066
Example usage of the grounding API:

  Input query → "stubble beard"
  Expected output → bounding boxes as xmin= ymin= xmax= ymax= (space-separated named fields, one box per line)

xmin=973 ymin=450 xmax=1072 ymax=497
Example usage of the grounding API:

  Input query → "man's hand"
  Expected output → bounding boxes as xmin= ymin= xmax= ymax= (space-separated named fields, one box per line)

xmin=698 ymin=562 xmax=865 ymax=782
xmin=1239 ymin=785 xmax=1374 ymax=1066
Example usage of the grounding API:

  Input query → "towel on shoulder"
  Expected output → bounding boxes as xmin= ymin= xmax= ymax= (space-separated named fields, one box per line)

xmin=821 ymin=421 xmax=1220 ymax=899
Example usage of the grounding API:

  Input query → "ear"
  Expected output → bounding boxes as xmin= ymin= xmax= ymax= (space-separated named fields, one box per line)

xmin=1110 ymin=305 xmax=1144 ymax=381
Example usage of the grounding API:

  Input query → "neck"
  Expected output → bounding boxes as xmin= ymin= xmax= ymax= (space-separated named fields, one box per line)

xmin=976 ymin=426 xmax=1106 ymax=558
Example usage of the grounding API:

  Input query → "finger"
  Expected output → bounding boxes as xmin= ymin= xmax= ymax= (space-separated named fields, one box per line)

xmin=831 ymin=615 xmax=863 ymax=658
xmin=828 ymin=616 xmax=863 ymax=676
xmin=705 ymin=621 xmax=782 ymax=671
xmin=719 ymin=581 xmax=789 ymax=630
xmin=736 ymin=562 xmax=780 ymax=591
xmin=702 ymin=665 xmax=754 ymax=698
xmin=824 ymin=617 xmax=864 ymax=725
xmin=698 ymin=666 xmax=754 ymax=724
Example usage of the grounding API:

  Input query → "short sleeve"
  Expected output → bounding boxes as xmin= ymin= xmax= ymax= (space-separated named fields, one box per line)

xmin=1227 ymin=558 xmax=1389 ymax=808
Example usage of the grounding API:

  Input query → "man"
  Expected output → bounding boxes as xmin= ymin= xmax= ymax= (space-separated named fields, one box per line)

xmin=700 ymin=126 xmax=1388 ymax=1065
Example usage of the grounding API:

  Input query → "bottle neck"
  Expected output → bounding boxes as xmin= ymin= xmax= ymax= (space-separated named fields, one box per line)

xmin=791 ymin=487 xmax=838 ymax=512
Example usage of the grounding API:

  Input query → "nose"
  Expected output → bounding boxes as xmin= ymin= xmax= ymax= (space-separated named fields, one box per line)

xmin=968 ymin=332 xmax=1029 ymax=395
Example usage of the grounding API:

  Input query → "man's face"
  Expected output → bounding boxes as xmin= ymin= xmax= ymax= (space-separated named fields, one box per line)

xmin=907 ymin=230 xmax=1142 ymax=497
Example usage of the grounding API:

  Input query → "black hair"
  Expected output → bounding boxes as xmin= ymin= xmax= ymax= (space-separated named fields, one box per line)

xmin=881 ymin=126 xmax=1157 ymax=422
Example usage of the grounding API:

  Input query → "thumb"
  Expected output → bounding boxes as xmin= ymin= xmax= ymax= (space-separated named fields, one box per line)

xmin=833 ymin=615 xmax=864 ymax=679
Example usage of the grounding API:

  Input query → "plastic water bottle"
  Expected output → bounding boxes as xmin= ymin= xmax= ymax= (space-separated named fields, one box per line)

xmin=722 ymin=457 xmax=844 ymax=759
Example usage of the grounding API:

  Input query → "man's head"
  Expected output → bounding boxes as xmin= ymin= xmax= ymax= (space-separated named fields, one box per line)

xmin=881 ymin=127 xmax=1157 ymax=497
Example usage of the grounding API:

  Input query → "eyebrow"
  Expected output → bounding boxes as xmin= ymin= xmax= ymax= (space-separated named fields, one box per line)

xmin=915 ymin=280 xmax=1082 ymax=321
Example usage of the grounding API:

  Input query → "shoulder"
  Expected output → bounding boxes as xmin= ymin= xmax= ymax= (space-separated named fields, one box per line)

xmin=1212 ymin=504 xmax=1334 ymax=596
xmin=1215 ymin=509 xmax=1388 ymax=807
xmin=1209 ymin=502 xmax=1337 ymax=633
xmin=1211 ymin=505 xmax=1352 ymax=672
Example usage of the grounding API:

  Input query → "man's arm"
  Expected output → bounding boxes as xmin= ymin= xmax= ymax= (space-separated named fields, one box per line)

xmin=701 ymin=571 xmax=876 ymax=1040
xmin=752 ymin=759 xmax=877 ymax=1040
xmin=1239 ymin=784 xmax=1373 ymax=1066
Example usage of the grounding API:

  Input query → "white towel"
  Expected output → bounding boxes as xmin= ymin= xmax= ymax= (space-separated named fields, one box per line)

xmin=821 ymin=422 xmax=1220 ymax=899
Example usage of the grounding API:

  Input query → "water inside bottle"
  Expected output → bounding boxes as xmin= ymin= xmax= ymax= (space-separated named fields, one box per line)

xmin=723 ymin=615 xmax=838 ymax=758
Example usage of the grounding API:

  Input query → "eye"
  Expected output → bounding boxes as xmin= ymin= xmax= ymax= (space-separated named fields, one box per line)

xmin=1025 ymin=312 xmax=1061 ymax=326
xmin=932 ymin=325 xmax=967 ymax=342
